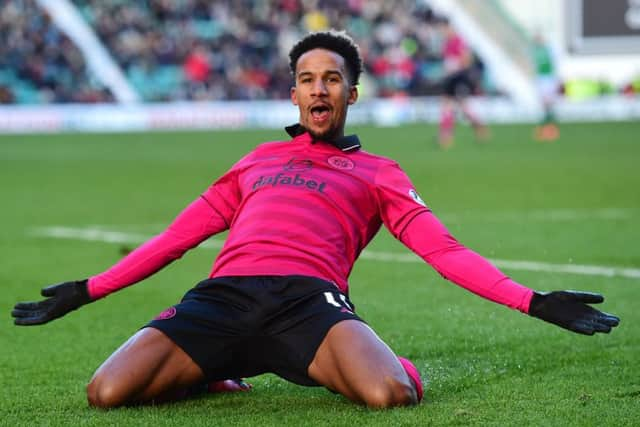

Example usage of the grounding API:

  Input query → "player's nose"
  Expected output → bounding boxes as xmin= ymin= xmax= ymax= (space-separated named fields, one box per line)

xmin=311 ymin=78 xmax=328 ymax=96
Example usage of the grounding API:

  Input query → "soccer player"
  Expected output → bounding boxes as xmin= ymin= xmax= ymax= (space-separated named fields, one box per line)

xmin=437 ymin=18 xmax=489 ymax=148
xmin=13 ymin=30 xmax=619 ymax=409
xmin=531 ymin=33 xmax=560 ymax=142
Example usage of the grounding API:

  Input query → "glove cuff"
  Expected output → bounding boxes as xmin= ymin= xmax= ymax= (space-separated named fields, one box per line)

xmin=527 ymin=291 xmax=546 ymax=318
xmin=73 ymin=279 xmax=93 ymax=305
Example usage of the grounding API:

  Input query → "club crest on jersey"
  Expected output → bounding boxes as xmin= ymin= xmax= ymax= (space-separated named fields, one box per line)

xmin=284 ymin=158 xmax=313 ymax=171
xmin=327 ymin=156 xmax=355 ymax=170
xmin=409 ymin=189 xmax=426 ymax=206
xmin=154 ymin=307 xmax=177 ymax=320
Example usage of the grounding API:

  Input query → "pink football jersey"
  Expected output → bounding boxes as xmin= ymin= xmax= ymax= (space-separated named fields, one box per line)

xmin=88 ymin=128 xmax=532 ymax=312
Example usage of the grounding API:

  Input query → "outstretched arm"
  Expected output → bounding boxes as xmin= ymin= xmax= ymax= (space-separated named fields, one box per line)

xmin=12 ymin=196 xmax=227 ymax=325
xmin=400 ymin=211 xmax=619 ymax=335
xmin=87 ymin=196 xmax=227 ymax=299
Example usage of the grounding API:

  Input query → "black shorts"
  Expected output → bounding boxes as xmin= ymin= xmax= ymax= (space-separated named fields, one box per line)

xmin=443 ymin=69 xmax=475 ymax=98
xmin=146 ymin=275 xmax=364 ymax=386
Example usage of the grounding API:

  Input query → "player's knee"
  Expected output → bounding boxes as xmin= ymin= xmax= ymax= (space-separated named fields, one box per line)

xmin=362 ymin=377 xmax=418 ymax=408
xmin=86 ymin=375 xmax=127 ymax=408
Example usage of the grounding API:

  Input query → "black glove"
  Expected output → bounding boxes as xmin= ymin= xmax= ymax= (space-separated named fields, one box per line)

xmin=12 ymin=280 xmax=92 ymax=326
xmin=528 ymin=290 xmax=620 ymax=335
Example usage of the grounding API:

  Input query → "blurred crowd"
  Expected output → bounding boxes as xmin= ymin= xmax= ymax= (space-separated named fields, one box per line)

xmin=73 ymin=0 xmax=478 ymax=102
xmin=1 ymin=0 xmax=490 ymax=104
xmin=0 ymin=0 xmax=113 ymax=103
xmin=3 ymin=0 xmax=640 ymax=106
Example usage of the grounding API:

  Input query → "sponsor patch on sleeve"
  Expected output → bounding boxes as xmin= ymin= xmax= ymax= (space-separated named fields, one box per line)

xmin=408 ymin=189 xmax=426 ymax=207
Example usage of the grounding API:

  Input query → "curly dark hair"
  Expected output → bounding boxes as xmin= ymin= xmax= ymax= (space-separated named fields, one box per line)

xmin=288 ymin=30 xmax=363 ymax=85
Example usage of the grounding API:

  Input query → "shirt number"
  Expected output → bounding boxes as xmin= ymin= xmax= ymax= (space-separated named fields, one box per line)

xmin=324 ymin=291 xmax=354 ymax=312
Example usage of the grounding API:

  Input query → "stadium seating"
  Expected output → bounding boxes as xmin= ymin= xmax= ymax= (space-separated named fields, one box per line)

xmin=1 ymin=0 xmax=490 ymax=104
xmin=0 ymin=0 xmax=113 ymax=104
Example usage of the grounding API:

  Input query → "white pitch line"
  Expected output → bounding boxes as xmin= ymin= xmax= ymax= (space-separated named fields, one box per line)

xmin=33 ymin=226 xmax=224 ymax=249
xmin=440 ymin=208 xmax=634 ymax=223
xmin=357 ymin=251 xmax=640 ymax=279
xmin=30 ymin=226 xmax=640 ymax=280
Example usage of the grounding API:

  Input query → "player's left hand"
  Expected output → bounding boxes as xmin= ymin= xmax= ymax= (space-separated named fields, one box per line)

xmin=528 ymin=290 xmax=620 ymax=335
xmin=12 ymin=280 xmax=92 ymax=326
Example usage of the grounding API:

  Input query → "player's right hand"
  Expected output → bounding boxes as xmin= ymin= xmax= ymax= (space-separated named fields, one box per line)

xmin=12 ymin=280 xmax=92 ymax=326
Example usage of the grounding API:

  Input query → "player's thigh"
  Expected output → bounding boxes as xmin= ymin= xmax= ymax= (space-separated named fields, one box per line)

xmin=87 ymin=327 xmax=204 ymax=406
xmin=308 ymin=319 xmax=410 ymax=404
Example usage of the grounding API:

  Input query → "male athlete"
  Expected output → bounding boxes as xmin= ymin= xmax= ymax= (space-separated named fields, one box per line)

xmin=437 ymin=18 xmax=488 ymax=148
xmin=13 ymin=30 xmax=619 ymax=408
xmin=531 ymin=33 xmax=560 ymax=142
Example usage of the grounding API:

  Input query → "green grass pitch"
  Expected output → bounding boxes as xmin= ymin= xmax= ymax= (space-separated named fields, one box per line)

xmin=1 ymin=121 xmax=639 ymax=426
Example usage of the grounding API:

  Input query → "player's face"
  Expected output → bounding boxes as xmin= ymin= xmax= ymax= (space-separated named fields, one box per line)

xmin=291 ymin=48 xmax=358 ymax=141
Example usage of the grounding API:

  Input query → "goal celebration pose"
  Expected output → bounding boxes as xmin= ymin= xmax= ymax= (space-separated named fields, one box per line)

xmin=13 ymin=30 xmax=619 ymax=408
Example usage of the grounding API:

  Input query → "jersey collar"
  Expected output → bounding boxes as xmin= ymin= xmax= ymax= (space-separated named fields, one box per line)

xmin=285 ymin=123 xmax=361 ymax=152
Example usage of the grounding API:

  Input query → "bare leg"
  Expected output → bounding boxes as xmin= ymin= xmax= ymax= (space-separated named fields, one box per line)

xmin=307 ymin=320 xmax=419 ymax=408
xmin=87 ymin=327 xmax=205 ymax=408
xmin=438 ymin=97 xmax=456 ymax=148
xmin=460 ymin=99 xmax=489 ymax=141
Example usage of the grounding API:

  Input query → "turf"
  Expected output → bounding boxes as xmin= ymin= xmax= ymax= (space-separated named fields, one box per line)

xmin=1 ymin=121 xmax=639 ymax=426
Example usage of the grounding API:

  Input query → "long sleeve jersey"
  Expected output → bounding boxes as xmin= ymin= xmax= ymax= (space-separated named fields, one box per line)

xmin=88 ymin=127 xmax=533 ymax=313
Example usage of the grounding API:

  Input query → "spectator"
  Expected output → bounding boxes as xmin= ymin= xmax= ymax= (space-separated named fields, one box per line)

xmin=531 ymin=34 xmax=560 ymax=142
xmin=0 ymin=85 xmax=15 ymax=103
xmin=183 ymin=44 xmax=211 ymax=84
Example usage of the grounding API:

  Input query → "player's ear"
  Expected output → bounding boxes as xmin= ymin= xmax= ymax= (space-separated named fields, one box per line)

xmin=347 ymin=85 xmax=358 ymax=105
xmin=290 ymin=86 xmax=298 ymax=106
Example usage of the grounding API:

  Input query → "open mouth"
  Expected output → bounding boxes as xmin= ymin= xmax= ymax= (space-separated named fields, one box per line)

xmin=310 ymin=105 xmax=330 ymax=123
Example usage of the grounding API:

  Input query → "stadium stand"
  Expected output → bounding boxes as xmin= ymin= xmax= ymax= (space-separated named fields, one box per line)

xmin=0 ymin=0 xmax=114 ymax=104
xmin=2 ymin=0 xmax=489 ymax=104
